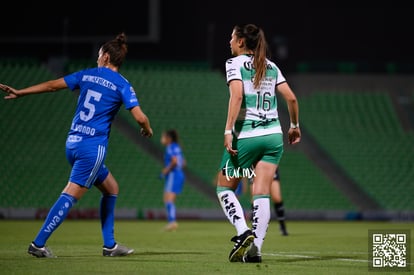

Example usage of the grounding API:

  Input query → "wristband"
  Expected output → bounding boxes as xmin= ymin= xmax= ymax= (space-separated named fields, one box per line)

xmin=290 ymin=122 xmax=299 ymax=129
xmin=224 ymin=130 xmax=232 ymax=135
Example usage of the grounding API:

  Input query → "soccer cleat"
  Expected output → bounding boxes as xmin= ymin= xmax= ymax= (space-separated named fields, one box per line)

xmin=243 ymin=243 xmax=262 ymax=263
xmin=228 ymin=229 xmax=254 ymax=262
xmin=164 ymin=221 xmax=178 ymax=232
xmin=103 ymin=244 xmax=134 ymax=257
xmin=28 ymin=243 xmax=55 ymax=258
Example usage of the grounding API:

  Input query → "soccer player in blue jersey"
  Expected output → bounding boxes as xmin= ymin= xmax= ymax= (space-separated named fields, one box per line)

xmin=160 ymin=129 xmax=186 ymax=231
xmin=0 ymin=33 xmax=153 ymax=258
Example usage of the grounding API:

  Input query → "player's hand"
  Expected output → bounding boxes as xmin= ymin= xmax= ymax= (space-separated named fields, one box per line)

xmin=0 ymin=83 xmax=19 ymax=99
xmin=140 ymin=127 xmax=153 ymax=138
xmin=288 ymin=127 xmax=301 ymax=144
xmin=161 ymin=167 xmax=169 ymax=176
xmin=224 ymin=134 xmax=237 ymax=156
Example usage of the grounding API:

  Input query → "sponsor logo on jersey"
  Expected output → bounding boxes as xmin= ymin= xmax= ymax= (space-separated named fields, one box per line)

xmin=82 ymin=75 xmax=117 ymax=91
xmin=226 ymin=68 xmax=237 ymax=78
xmin=243 ymin=61 xmax=274 ymax=71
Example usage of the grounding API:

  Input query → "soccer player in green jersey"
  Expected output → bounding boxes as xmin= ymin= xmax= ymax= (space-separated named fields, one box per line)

xmin=216 ymin=23 xmax=300 ymax=263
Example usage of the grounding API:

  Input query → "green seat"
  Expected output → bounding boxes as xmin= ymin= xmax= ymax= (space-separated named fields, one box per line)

xmin=299 ymin=91 xmax=414 ymax=210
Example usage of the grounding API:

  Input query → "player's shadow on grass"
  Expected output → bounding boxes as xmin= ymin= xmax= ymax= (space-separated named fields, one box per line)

xmin=134 ymin=251 xmax=208 ymax=256
xmin=111 ymin=251 xmax=210 ymax=263
xmin=55 ymin=251 xmax=208 ymax=259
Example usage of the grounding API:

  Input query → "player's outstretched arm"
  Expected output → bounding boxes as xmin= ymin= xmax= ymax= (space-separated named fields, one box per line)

xmin=0 ymin=78 xmax=68 ymax=100
xmin=130 ymin=106 xmax=153 ymax=138
xmin=276 ymin=82 xmax=301 ymax=144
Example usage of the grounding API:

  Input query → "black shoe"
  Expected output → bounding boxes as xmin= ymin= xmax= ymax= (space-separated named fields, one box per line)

xmin=228 ymin=229 xmax=254 ymax=262
xmin=243 ymin=254 xmax=262 ymax=263
xmin=243 ymin=243 xmax=262 ymax=263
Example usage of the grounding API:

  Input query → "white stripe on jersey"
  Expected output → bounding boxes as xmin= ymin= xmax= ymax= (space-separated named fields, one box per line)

xmin=86 ymin=145 xmax=106 ymax=188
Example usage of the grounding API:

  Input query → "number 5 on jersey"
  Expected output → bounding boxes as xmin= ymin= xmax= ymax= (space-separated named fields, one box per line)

xmin=80 ymin=90 xmax=102 ymax=122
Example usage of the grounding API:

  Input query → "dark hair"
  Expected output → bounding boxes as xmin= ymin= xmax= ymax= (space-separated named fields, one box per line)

xmin=164 ymin=129 xmax=179 ymax=143
xmin=101 ymin=32 xmax=128 ymax=68
xmin=233 ymin=24 xmax=268 ymax=89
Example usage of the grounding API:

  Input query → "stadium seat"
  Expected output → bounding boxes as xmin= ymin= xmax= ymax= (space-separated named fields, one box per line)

xmin=298 ymin=91 xmax=414 ymax=210
xmin=1 ymin=60 xmax=380 ymax=214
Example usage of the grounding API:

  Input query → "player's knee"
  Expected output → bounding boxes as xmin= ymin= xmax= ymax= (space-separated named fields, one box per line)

xmin=97 ymin=176 xmax=119 ymax=195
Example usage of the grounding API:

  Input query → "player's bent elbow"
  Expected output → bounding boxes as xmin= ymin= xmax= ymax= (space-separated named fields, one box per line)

xmin=286 ymin=94 xmax=298 ymax=106
xmin=289 ymin=97 xmax=298 ymax=106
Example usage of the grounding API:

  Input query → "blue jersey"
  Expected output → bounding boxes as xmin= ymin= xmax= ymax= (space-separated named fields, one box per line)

xmin=164 ymin=142 xmax=185 ymax=173
xmin=64 ymin=67 xmax=139 ymax=146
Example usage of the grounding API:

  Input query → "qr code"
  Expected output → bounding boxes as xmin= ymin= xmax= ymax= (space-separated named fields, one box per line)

xmin=372 ymin=233 xmax=406 ymax=267
xmin=369 ymin=230 xmax=411 ymax=271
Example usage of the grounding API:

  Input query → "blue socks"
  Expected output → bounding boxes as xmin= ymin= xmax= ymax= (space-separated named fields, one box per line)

xmin=100 ymin=195 xmax=117 ymax=248
xmin=33 ymin=193 xmax=77 ymax=247
xmin=32 ymin=193 xmax=118 ymax=249
xmin=165 ymin=202 xmax=176 ymax=222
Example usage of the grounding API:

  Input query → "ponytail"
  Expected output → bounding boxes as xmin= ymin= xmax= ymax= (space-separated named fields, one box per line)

xmin=253 ymin=28 xmax=267 ymax=89
xmin=233 ymin=24 xmax=269 ymax=89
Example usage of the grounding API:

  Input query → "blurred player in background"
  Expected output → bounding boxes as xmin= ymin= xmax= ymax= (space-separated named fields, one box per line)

xmin=216 ymin=23 xmax=300 ymax=263
xmin=234 ymin=178 xmax=248 ymax=198
xmin=160 ymin=129 xmax=186 ymax=231
xmin=0 ymin=33 xmax=153 ymax=258
xmin=269 ymin=169 xmax=288 ymax=236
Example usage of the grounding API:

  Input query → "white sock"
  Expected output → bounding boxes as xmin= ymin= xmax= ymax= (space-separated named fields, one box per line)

xmin=252 ymin=196 xmax=271 ymax=254
xmin=217 ymin=189 xmax=249 ymax=236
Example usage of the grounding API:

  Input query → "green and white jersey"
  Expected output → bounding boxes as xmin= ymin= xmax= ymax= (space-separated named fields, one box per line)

xmin=225 ymin=54 xmax=286 ymax=139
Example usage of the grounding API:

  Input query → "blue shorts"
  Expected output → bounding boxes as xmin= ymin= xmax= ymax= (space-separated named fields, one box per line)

xmin=164 ymin=170 xmax=185 ymax=194
xmin=66 ymin=143 xmax=109 ymax=189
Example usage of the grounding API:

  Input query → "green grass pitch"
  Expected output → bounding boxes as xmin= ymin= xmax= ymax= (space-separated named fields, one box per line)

xmin=0 ymin=220 xmax=412 ymax=274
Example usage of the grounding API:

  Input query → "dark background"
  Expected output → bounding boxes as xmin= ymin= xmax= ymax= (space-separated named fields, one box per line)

xmin=1 ymin=1 xmax=412 ymax=73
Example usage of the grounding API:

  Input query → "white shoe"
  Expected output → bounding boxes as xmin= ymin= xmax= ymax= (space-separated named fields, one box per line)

xmin=164 ymin=222 xmax=178 ymax=231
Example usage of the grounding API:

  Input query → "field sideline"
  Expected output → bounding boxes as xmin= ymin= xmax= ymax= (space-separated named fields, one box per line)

xmin=0 ymin=220 xmax=412 ymax=274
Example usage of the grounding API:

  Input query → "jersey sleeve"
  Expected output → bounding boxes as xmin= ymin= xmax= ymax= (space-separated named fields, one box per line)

xmin=63 ymin=70 xmax=83 ymax=91
xmin=167 ymin=144 xmax=182 ymax=158
xmin=225 ymin=58 xmax=242 ymax=84
xmin=275 ymin=66 xmax=286 ymax=85
xmin=121 ymin=84 xmax=140 ymax=110
xmin=166 ymin=146 xmax=174 ymax=158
